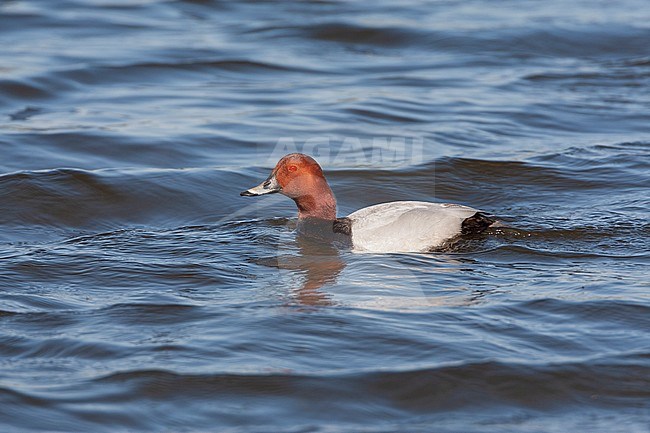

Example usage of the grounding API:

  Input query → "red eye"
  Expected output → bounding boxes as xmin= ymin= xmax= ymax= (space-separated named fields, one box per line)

xmin=288 ymin=165 xmax=297 ymax=172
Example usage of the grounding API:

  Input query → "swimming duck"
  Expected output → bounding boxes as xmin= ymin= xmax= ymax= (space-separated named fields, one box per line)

xmin=241 ymin=153 xmax=494 ymax=253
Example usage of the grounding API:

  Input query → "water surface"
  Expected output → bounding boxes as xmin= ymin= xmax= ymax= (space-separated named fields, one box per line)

xmin=1 ymin=0 xmax=649 ymax=432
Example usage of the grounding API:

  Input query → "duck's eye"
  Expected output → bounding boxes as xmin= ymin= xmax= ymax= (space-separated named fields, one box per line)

xmin=288 ymin=165 xmax=298 ymax=172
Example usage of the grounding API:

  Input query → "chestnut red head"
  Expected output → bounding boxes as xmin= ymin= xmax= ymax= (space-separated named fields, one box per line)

xmin=240 ymin=153 xmax=337 ymax=220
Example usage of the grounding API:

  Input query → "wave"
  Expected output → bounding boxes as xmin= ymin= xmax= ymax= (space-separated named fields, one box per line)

xmin=0 ymin=58 xmax=318 ymax=107
xmin=0 ymin=167 xmax=253 ymax=231
xmin=4 ymin=355 xmax=641 ymax=414
xmin=0 ymin=131 xmax=260 ymax=173
xmin=248 ymin=21 xmax=650 ymax=59
xmin=58 ymin=59 xmax=322 ymax=86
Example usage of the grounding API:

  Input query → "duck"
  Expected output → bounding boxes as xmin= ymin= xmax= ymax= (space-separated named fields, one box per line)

xmin=241 ymin=153 xmax=494 ymax=253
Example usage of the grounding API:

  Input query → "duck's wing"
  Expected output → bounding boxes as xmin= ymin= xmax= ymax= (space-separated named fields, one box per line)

xmin=347 ymin=201 xmax=490 ymax=253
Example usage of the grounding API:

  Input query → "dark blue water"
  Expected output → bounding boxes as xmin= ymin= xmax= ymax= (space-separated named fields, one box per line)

xmin=1 ymin=1 xmax=649 ymax=431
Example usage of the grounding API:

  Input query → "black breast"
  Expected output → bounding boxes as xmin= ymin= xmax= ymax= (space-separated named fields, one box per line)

xmin=333 ymin=217 xmax=352 ymax=236
xmin=296 ymin=217 xmax=352 ymax=248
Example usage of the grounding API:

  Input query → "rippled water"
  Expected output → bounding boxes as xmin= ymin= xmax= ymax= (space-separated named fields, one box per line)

xmin=1 ymin=0 xmax=649 ymax=432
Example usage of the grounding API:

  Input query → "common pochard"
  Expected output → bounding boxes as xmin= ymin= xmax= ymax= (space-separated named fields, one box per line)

xmin=241 ymin=153 xmax=494 ymax=253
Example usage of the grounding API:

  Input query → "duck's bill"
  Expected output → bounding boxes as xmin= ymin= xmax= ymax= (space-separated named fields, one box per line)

xmin=240 ymin=175 xmax=281 ymax=196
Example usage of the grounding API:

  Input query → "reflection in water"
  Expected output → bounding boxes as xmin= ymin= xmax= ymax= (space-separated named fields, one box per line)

xmin=292 ymin=218 xmax=351 ymax=304
xmin=252 ymin=220 xmax=346 ymax=306
xmin=257 ymin=218 xmax=502 ymax=308
xmin=252 ymin=219 xmax=347 ymax=306
xmin=295 ymin=233 xmax=345 ymax=305
xmin=253 ymin=217 xmax=641 ymax=309
xmin=252 ymin=218 xmax=346 ymax=306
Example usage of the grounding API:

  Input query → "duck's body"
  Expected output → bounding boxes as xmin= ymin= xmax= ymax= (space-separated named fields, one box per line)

xmin=346 ymin=201 xmax=488 ymax=252
xmin=241 ymin=153 xmax=494 ymax=253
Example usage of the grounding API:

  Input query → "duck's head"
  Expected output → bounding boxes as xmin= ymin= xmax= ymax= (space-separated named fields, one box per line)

xmin=241 ymin=153 xmax=336 ymax=220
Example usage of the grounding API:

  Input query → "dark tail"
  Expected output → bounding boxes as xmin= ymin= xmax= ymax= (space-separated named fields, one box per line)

xmin=461 ymin=212 xmax=495 ymax=235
